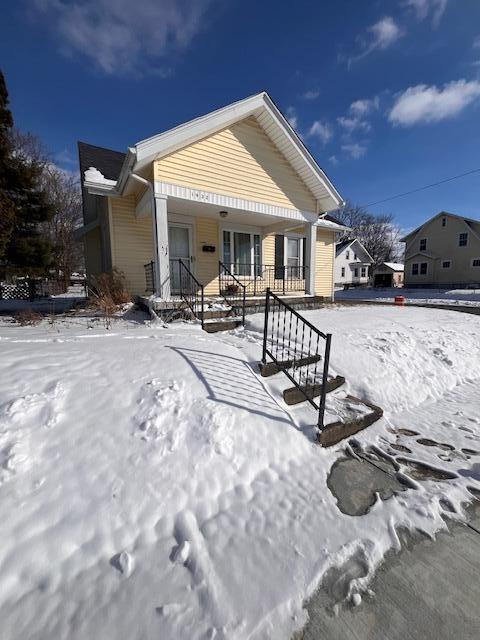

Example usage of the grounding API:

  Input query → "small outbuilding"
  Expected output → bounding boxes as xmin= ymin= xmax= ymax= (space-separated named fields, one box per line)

xmin=373 ymin=262 xmax=404 ymax=288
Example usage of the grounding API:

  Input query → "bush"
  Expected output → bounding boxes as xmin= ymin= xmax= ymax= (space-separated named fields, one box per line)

xmin=90 ymin=269 xmax=130 ymax=304
xmin=14 ymin=309 xmax=43 ymax=326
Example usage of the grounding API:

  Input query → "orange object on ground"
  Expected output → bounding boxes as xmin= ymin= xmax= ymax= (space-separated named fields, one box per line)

xmin=394 ymin=296 xmax=405 ymax=306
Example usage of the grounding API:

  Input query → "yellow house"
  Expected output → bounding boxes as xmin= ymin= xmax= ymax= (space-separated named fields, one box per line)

xmin=78 ymin=92 xmax=346 ymax=314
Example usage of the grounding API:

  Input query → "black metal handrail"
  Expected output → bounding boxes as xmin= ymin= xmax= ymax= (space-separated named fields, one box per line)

xmin=220 ymin=263 xmax=307 ymax=296
xmin=179 ymin=259 xmax=205 ymax=329
xmin=218 ymin=260 xmax=246 ymax=326
xmin=144 ymin=261 xmax=155 ymax=293
xmin=261 ymin=288 xmax=331 ymax=429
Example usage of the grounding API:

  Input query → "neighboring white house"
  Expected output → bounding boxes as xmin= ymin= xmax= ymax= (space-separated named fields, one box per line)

xmin=334 ymin=238 xmax=373 ymax=287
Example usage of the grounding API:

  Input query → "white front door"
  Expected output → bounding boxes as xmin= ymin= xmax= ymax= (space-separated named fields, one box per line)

xmin=168 ymin=223 xmax=193 ymax=293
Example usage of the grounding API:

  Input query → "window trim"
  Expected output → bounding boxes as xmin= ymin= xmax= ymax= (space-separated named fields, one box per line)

xmin=284 ymin=233 xmax=304 ymax=270
xmin=361 ymin=266 xmax=367 ymax=278
xmin=441 ymin=260 xmax=452 ymax=269
xmin=220 ymin=224 xmax=263 ymax=278
xmin=341 ymin=266 xmax=345 ymax=278
xmin=419 ymin=238 xmax=427 ymax=251
xmin=459 ymin=232 xmax=468 ymax=247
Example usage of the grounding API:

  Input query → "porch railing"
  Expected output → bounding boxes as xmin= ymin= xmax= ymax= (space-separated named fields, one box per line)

xmin=262 ymin=288 xmax=332 ymax=429
xmin=179 ymin=259 xmax=205 ymax=329
xmin=144 ymin=261 xmax=155 ymax=293
xmin=219 ymin=263 xmax=308 ymax=296
xmin=218 ymin=261 xmax=246 ymax=325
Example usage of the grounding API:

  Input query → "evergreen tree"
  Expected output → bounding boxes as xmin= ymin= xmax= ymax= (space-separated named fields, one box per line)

xmin=0 ymin=70 xmax=52 ymax=275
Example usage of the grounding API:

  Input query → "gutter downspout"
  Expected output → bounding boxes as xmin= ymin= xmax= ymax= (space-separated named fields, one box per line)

xmin=130 ymin=173 xmax=162 ymax=300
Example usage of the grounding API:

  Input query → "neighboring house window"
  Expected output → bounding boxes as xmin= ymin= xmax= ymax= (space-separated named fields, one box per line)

xmin=354 ymin=267 xmax=359 ymax=277
xmin=361 ymin=267 xmax=367 ymax=277
xmin=412 ymin=263 xmax=419 ymax=275
xmin=442 ymin=217 xmax=446 ymax=227
xmin=472 ymin=258 xmax=480 ymax=268
xmin=341 ymin=267 xmax=345 ymax=277
xmin=223 ymin=230 xmax=261 ymax=276
xmin=346 ymin=250 xmax=350 ymax=259
xmin=419 ymin=238 xmax=427 ymax=251
xmin=354 ymin=252 xmax=357 ymax=260
xmin=420 ymin=263 xmax=428 ymax=275
xmin=442 ymin=260 xmax=451 ymax=269
xmin=459 ymin=233 xmax=468 ymax=247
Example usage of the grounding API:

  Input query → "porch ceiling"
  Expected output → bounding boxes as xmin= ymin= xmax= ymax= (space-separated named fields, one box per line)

xmin=167 ymin=196 xmax=305 ymax=230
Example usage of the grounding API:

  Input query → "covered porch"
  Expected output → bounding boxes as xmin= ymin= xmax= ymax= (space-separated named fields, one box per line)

xmin=140 ymin=185 xmax=320 ymax=303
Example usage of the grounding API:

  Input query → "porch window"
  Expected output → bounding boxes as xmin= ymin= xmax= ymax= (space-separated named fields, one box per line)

xmin=287 ymin=237 xmax=301 ymax=277
xmin=223 ymin=230 xmax=261 ymax=277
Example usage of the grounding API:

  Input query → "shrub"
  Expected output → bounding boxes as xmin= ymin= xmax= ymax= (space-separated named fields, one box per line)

xmin=90 ymin=269 xmax=130 ymax=304
xmin=14 ymin=309 xmax=43 ymax=326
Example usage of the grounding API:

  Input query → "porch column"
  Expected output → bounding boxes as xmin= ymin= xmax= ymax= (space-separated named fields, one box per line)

xmin=305 ymin=222 xmax=316 ymax=296
xmin=152 ymin=194 xmax=171 ymax=300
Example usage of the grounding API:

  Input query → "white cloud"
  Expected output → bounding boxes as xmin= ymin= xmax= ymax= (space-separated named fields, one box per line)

xmin=337 ymin=96 xmax=379 ymax=133
xmin=308 ymin=120 xmax=333 ymax=145
xmin=341 ymin=143 xmax=367 ymax=159
xmin=350 ymin=97 xmax=380 ymax=116
xmin=328 ymin=155 xmax=339 ymax=166
xmin=33 ymin=0 xmax=216 ymax=75
xmin=286 ymin=107 xmax=298 ymax=130
xmin=389 ymin=79 xmax=480 ymax=126
xmin=349 ymin=16 xmax=403 ymax=64
xmin=404 ymin=0 xmax=448 ymax=27
xmin=302 ymin=89 xmax=320 ymax=100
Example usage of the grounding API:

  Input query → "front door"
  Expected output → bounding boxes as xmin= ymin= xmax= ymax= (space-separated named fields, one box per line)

xmin=168 ymin=224 xmax=193 ymax=293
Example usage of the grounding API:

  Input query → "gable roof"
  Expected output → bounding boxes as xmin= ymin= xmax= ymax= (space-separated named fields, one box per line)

xmin=78 ymin=142 xmax=126 ymax=186
xmin=82 ymin=92 xmax=344 ymax=212
xmin=400 ymin=211 xmax=480 ymax=242
xmin=335 ymin=237 xmax=373 ymax=262
xmin=382 ymin=262 xmax=404 ymax=272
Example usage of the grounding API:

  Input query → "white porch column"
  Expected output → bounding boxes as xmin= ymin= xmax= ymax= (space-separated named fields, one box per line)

xmin=305 ymin=222 xmax=317 ymax=296
xmin=152 ymin=194 xmax=171 ymax=300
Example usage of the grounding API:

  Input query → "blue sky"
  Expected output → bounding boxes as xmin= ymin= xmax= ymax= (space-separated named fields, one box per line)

xmin=1 ymin=0 xmax=480 ymax=231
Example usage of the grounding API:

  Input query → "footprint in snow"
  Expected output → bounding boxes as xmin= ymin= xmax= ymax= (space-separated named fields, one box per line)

xmin=110 ymin=551 xmax=134 ymax=577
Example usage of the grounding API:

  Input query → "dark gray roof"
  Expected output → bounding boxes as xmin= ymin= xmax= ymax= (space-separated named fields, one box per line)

xmin=77 ymin=141 xmax=126 ymax=185
xmin=335 ymin=238 xmax=354 ymax=256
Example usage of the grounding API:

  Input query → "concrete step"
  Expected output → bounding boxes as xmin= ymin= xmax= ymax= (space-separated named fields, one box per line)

xmin=203 ymin=318 xmax=242 ymax=333
xmin=318 ymin=395 xmax=384 ymax=447
xmin=258 ymin=354 xmax=322 ymax=377
xmin=283 ymin=375 xmax=346 ymax=405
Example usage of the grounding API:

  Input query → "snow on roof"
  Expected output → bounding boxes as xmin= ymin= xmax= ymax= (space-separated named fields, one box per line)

xmin=383 ymin=262 xmax=404 ymax=271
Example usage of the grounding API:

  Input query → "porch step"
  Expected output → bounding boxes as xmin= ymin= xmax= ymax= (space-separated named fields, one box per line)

xmin=318 ymin=396 xmax=384 ymax=447
xmin=203 ymin=318 xmax=243 ymax=333
xmin=283 ymin=375 xmax=346 ymax=405
xmin=258 ymin=354 xmax=322 ymax=378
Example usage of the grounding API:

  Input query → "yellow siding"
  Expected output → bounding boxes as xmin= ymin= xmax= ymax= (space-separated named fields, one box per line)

xmin=195 ymin=217 xmax=219 ymax=295
xmin=110 ymin=195 xmax=154 ymax=296
xmin=154 ymin=117 xmax=316 ymax=212
xmin=263 ymin=233 xmax=276 ymax=264
xmin=315 ymin=229 xmax=335 ymax=298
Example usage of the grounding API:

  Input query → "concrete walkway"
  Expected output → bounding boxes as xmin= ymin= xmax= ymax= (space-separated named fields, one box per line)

xmin=297 ymin=499 xmax=480 ymax=640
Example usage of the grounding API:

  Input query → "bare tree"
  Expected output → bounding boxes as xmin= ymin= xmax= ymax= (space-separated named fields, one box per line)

xmin=10 ymin=128 xmax=84 ymax=285
xmin=334 ymin=201 xmax=403 ymax=267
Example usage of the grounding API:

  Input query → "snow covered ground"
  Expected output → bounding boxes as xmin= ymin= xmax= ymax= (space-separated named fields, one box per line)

xmin=335 ymin=286 xmax=480 ymax=307
xmin=0 ymin=305 xmax=479 ymax=640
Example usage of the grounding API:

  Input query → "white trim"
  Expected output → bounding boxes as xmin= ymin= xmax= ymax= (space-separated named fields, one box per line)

xmin=284 ymin=233 xmax=304 ymax=270
xmin=134 ymin=92 xmax=344 ymax=210
xmin=154 ymin=180 xmax=318 ymax=223
xmin=219 ymin=225 xmax=263 ymax=278
xmin=108 ymin=199 xmax=116 ymax=267
xmin=168 ymin=221 xmax=195 ymax=290
xmin=441 ymin=259 xmax=452 ymax=269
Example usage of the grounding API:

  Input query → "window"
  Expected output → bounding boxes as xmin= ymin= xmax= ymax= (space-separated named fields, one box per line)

xmin=341 ymin=267 xmax=345 ymax=278
xmin=472 ymin=258 xmax=480 ymax=268
xmin=420 ymin=238 xmax=427 ymax=251
xmin=287 ymin=237 xmax=301 ymax=277
xmin=361 ymin=267 xmax=367 ymax=278
xmin=459 ymin=233 xmax=468 ymax=247
xmin=442 ymin=260 xmax=451 ymax=269
xmin=346 ymin=250 xmax=350 ymax=260
xmin=222 ymin=230 xmax=261 ymax=276
xmin=420 ymin=263 xmax=428 ymax=275
xmin=412 ymin=263 xmax=419 ymax=275
xmin=441 ymin=217 xmax=446 ymax=227
xmin=354 ymin=252 xmax=357 ymax=260
xmin=354 ymin=267 xmax=359 ymax=277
